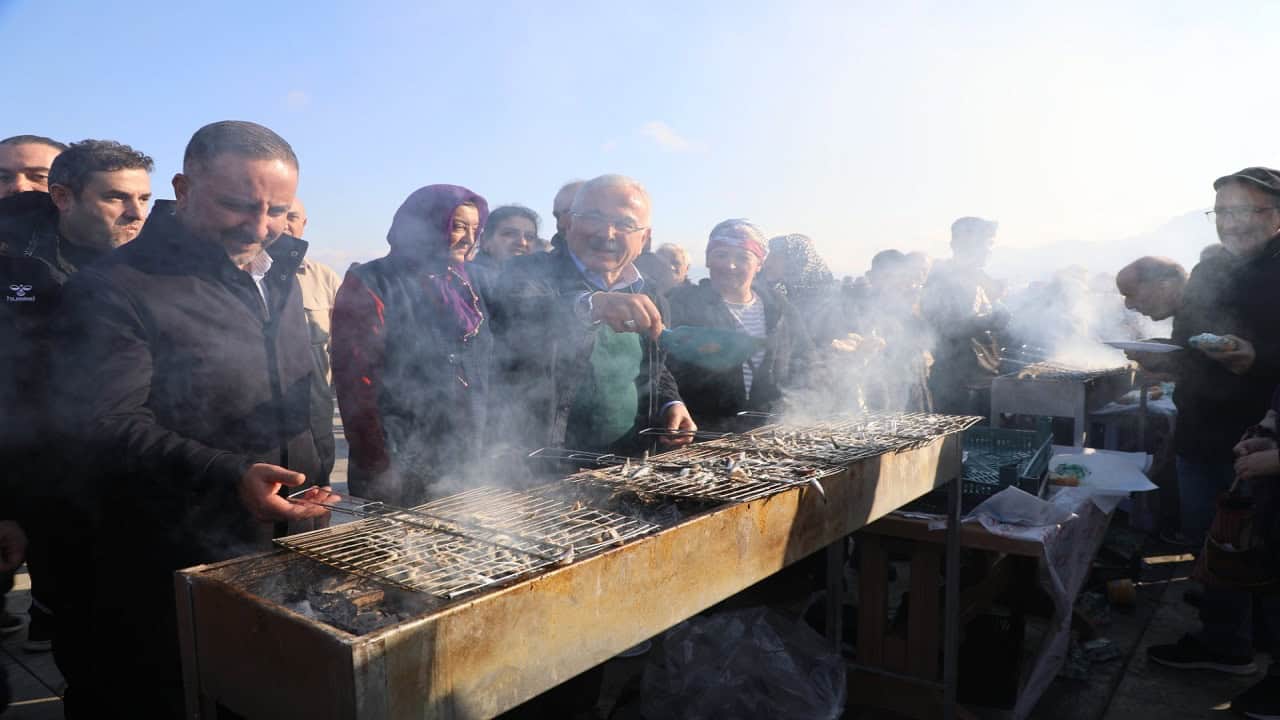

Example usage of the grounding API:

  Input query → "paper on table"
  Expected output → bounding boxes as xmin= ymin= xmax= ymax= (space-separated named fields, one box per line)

xmin=969 ymin=486 xmax=1076 ymax=530
xmin=1049 ymin=447 xmax=1157 ymax=511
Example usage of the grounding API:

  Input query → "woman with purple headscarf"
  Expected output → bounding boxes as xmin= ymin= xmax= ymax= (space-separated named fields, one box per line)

xmin=332 ymin=184 xmax=492 ymax=504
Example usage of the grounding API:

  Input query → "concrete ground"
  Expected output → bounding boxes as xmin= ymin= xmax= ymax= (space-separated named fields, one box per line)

xmin=1 ymin=420 xmax=1269 ymax=718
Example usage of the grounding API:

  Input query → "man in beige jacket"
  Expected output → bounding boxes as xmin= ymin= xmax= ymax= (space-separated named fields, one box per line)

xmin=287 ymin=198 xmax=341 ymax=384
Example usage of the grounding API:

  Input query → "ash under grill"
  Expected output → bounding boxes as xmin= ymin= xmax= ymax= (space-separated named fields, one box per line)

xmin=567 ymin=444 xmax=841 ymax=503
xmin=275 ymin=487 xmax=660 ymax=599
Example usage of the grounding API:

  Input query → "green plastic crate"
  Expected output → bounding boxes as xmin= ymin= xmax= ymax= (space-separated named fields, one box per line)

xmin=905 ymin=419 xmax=1053 ymax=513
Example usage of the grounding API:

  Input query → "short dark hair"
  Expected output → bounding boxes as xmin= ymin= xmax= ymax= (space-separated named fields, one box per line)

xmin=0 ymin=134 xmax=68 ymax=152
xmin=48 ymin=140 xmax=154 ymax=195
xmin=183 ymin=120 xmax=298 ymax=174
xmin=870 ymin=248 xmax=908 ymax=272
xmin=481 ymin=204 xmax=540 ymax=242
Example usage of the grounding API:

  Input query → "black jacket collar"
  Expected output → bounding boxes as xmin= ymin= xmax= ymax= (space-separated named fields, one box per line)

xmin=131 ymin=201 xmax=308 ymax=279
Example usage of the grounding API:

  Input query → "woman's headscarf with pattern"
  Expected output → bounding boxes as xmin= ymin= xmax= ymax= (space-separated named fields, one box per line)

xmin=768 ymin=234 xmax=834 ymax=288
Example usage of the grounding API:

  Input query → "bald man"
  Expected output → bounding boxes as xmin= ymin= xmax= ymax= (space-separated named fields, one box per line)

xmin=0 ymin=135 xmax=67 ymax=198
xmin=1115 ymin=256 xmax=1187 ymax=322
xmin=287 ymin=198 xmax=342 ymax=385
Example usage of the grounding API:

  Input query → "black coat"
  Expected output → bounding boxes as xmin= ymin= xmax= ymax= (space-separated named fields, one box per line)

xmin=666 ymin=282 xmax=814 ymax=431
xmin=1171 ymin=242 xmax=1280 ymax=462
xmin=0 ymin=192 xmax=108 ymax=516
xmin=488 ymin=248 xmax=682 ymax=455
xmin=54 ymin=208 xmax=334 ymax=568
xmin=335 ymin=255 xmax=493 ymax=503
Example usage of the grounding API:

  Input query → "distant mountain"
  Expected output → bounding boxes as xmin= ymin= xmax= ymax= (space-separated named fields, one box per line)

xmin=988 ymin=210 xmax=1214 ymax=283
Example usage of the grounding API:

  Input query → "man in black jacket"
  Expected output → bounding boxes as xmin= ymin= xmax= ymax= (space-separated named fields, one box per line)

xmin=490 ymin=174 xmax=693 ymax=458
xmin=54 ymin=121 xmax=334 ymax=717
xmin=1144 ymin=168 xmax=1280 ymax=697
xmin=0 ymin=140 xmax=154 ymax=706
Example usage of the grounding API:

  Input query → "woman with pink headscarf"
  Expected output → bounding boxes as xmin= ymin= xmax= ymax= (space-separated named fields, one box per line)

xmin=667 ymin=219 xmax=815 ymax=431
xmin=331 ymin=184 xmax=491 ymax=505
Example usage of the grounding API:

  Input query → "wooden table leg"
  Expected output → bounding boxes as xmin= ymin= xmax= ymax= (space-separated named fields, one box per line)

xmin=943 ymin=473 xmax=961 ymax=720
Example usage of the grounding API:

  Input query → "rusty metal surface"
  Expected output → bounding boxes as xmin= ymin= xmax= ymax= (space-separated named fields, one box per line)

xmin=179 ymin=434 xmax=962 ymax=720
xmin=990 ymin=366 xmax=1135 ymax=445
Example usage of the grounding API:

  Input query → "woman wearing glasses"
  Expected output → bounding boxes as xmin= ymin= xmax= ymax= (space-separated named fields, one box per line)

xmin=666 ymin=219 xmax=815 ymax=431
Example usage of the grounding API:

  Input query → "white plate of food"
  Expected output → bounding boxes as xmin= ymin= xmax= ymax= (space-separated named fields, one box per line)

xmin=1103 ymin=340 xmax=1183 ymax=353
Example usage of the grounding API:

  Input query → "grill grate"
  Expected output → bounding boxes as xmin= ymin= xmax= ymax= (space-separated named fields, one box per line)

xmin=566 ymin=444 xmax=842 ymax=503
xmin=706 ymin=412 xmax=983 ymax=463
xmin=275 ymin=487 xmax=660 ymax=599
xmin=420 ymin=487 xmax=660 ymax=555
xmin=1001 ymin=361 xmax=1133 ymax=382
xmin=278 ymin=518 xmax=549 ymax=598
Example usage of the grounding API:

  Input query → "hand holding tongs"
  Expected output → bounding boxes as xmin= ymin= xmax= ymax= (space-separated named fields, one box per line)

xmin=638 ymin=427 xmax=733 ymax=440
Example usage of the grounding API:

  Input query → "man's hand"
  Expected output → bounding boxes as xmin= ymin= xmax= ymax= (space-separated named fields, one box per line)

xmin=0 ymin=520 xmax=27 ymax=573
xmin=660 ymin=403 xmax=697 ymax=447
xmin=1236 ymin=437 xmax=1279 ymax=458
xmin=590 ymin=292 xmax=665 ymax=340
xmin=1202 ymin=335 xmax=1255 ymax=375
xmin=1235 ymin=449 xmax=1280 ymax=481
xmin=237 ymin=463 xmax=340 ymax=522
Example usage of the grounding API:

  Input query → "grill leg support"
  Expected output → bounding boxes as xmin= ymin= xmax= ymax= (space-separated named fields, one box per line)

xmin=826 ymin=539 xmax=845 ymax=652
xmin=943 ymin=473 xmax=961 ymax=720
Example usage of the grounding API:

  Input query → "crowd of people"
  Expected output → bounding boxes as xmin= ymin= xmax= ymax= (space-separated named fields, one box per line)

xmin=2 ymin=120 xmax=1280 ymax=717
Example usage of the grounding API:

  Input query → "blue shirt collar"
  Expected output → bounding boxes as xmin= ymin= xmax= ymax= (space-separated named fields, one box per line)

xmin=567 ymin=250 xmax=646 ymax=292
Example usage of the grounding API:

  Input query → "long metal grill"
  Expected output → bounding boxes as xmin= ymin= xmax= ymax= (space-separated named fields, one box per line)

xmin=275 ymin=487 xmax=660 ymax=599
xmin=567 ymin=444 xmax=842 ymax=503
xmin=1002 ymin=361 xmax=1133 ymax=381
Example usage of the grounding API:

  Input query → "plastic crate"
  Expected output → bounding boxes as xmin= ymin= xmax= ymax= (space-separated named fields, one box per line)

xmin=904 ymin=420 xmax=1052 ymax=514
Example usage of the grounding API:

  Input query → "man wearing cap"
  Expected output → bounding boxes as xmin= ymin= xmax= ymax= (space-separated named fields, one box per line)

xmin=1145 ymin=168 xmax=1280 ymax=712
xmin=489 ymin=174 xmax=694 ymax=458
xmin=666 ymin=219 xmax=814 ymax=431
xmin=920 ymin=216 xmax=1007 ymax=417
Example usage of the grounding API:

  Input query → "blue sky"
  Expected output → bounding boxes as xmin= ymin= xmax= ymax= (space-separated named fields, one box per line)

xmin=3 ymin=0 xmax=1278 ymax=276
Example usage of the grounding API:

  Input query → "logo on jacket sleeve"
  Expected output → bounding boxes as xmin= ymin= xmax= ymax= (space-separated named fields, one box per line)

xmin=6 ymin=283 xmax=35 ymax=303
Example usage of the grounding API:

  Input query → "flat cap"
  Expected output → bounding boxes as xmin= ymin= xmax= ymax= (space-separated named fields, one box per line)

xmin=1213 ymin=167 xmax=1280 ymax=197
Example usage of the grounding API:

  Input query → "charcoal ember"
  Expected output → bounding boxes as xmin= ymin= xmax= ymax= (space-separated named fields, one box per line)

xmin=306 ymin=587 xmax=409 ymax=635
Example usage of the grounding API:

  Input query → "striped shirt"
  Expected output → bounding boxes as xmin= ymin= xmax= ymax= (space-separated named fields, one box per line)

xmin=724 ymin=295 xmax=767 ymax=396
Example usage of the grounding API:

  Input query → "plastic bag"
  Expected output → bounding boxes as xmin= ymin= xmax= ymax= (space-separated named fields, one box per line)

xmin=639 ymin=607 xmax=846 ymax=720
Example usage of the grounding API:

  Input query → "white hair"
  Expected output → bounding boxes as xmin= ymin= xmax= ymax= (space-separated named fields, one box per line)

xmin=570 ymin=174 xmax=651 ymax=214
xmin=655 ymin=242 xmax=689 ymax=265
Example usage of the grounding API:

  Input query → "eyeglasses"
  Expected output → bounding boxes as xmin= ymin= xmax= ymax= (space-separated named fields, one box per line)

xmin=1205 ymin=206 xmax=1280 ymax=222
xmin=571 ymin=211 xmax=648 ymax=235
